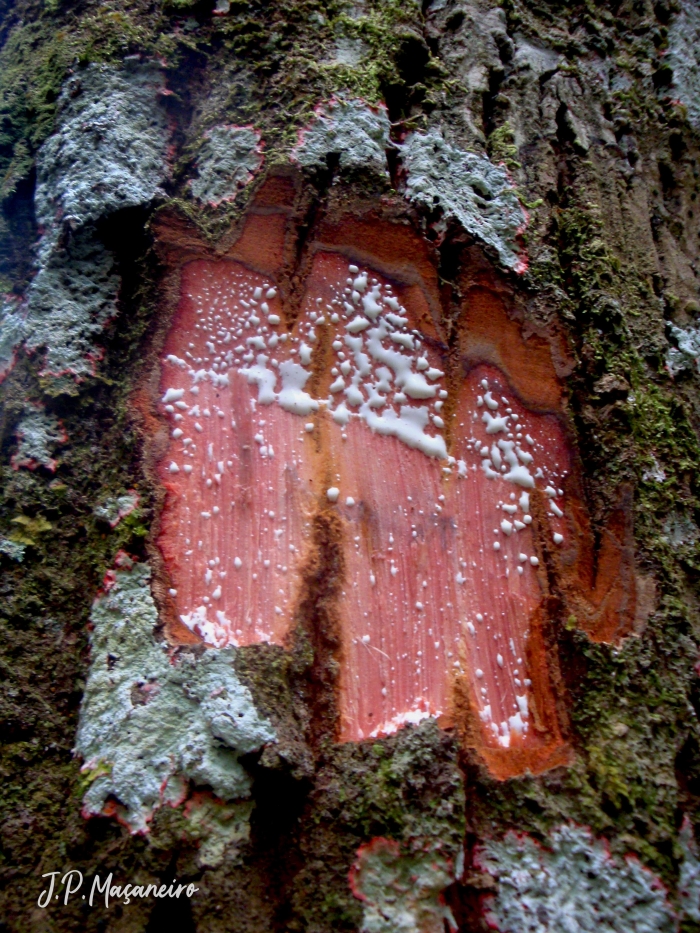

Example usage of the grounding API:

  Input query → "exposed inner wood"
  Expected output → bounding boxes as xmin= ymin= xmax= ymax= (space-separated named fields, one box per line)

xmin=150 ymin=192 xmax=638 ymax=778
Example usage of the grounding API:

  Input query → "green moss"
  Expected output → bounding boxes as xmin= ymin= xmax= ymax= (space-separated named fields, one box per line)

xmin=208 ymin=0 xmax=446 ymax=157
xmin=488 ymin=122 xmax=522 ymax=171
xmin=0 ymin=20 xmax=78 ymax=198
xmin=9 ymin=512 xmax=53 ymax=545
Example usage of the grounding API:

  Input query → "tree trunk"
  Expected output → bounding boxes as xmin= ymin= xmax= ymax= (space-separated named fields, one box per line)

xmin=2 ymin=0 xmax=700 ymax=930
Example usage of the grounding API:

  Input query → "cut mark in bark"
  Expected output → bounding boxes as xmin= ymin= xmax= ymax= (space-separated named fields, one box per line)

xmin=149 ymin=198 xmax=639 ymax=778
xmin=157 ymin=262 xmax=313 ymax=648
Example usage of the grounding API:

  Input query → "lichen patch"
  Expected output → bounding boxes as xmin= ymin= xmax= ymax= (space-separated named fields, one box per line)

xmin=11 ymin=407 xmax=66 ymax=472
xmin=292 ymin=97 xmax=390 ymax=176
xmin=0 ymin=295 xmax=25 ymax=382
xmin=478 ymin=824 xmax=677 ymax=933
xmin=24 ymin=60 xmax=172 ymax=381
xmin=350 ymin=837 xmax=457 ymax=933
xmin=75 ymin=554 xmax=275 ymax=833
xmin=190 ymin=125 xmax=264 ymax=207
xmin=400 ymin=129 xmax=528 ymax=273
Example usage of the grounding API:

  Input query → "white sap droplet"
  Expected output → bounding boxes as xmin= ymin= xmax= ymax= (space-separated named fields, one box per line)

xmin=346 ymin=315 xmax=370 ymax=334
xmin=482 ymin=411 xmax=509 ymax=435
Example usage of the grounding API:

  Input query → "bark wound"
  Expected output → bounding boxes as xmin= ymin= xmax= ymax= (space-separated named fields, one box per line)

xmin=148 ymin=186 xmax=637 ymax=780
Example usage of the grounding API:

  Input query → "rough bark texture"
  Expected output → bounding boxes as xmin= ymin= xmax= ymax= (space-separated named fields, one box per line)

xmin=2 ymin=0 xmax=700 ymax=931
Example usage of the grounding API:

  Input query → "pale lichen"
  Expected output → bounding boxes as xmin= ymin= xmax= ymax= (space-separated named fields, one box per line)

xmin=399 ymin=128 xmax=528 ymax=272
xmin=350 ymin=837 xmax=456 ymax=933
xmin=24 ymin=59 xmax=171 ymax=380
xmin=0 ymin=537 xmax=26 ymax=562
xmin=478 ymin=824 xmax=676 ymax=933
xmin=25 ymin=230 xmax=120 ymax=379
xmin=75 ymin=556 xmax=276 ymax=833
xmin=93 ymin=491 xmax=139 ymax=528
xmin=661 ymin=512 xmax=699 ymax=547
xmin=34 ymin=59 xmax=171 ymax=234
xmin=12 ymin=407 xmax=66 ymax=471
xmin=666 ymin=322 xmax=700 ymax=376
xmin=0 ymin=296 xmax=25 ymax=382
xmin=667 ymin=0 xmax=700 ymax=130
xmin=184 ymin=794 xmax=254 ymax=868
xmin=190 ymin=124 xmax=263 ymax=206
xmin=679 ymin=817 xmax=700 ymax=923
xmin=291 ymin=97 xmax=390 ymax=176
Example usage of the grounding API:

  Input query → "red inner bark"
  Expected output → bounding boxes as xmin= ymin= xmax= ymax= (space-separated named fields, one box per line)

xmin=156 ymin=251 xmax=574 ymax=764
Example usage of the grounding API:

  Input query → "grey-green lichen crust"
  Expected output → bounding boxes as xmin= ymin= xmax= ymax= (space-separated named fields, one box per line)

xmin=0 ymin=536 xmax=25 ymax=562
xmin=666 ymin=322 xmax=700 ymax=376
xmin=352 ymin=839 xmax=456 ymax=933
xmin=667 ymin=0 xmax=700 ymax=130
xmin=0 ymin=297 xmax=25 ymax=380
xmin=75 ymin=558 xmax=276 ymax=833
xmin=2 ymin=0 xmax=700 ymax=926
xmin=190 ymin=125 xmax=263 ymax=205
xmin=479 ymin=824 xmax=676 ymax=933
xmin=290 ymin=100 xmax=529 ymax=275
xmin=679 ymin=817 xmax=700 ymax=923
xmin=292 ymin=97 xmax=390 ymax=176
xmin=34 ymin=59 xmax=171 ymax=234
xmin=12 ymin=407 xmax=65 ymax=471
xmin=24 ymin=59 xmax=171 ymax=380
xmin=25 ymin=230 xmax=120 ymax=379
xmin=399 ymin=128 xmax=527 ymax=272
xmin=93 ymin=491 xmax=139 ymax=527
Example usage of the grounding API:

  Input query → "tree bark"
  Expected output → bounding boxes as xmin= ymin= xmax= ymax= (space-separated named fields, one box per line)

xmin=2 ymin=0 xmax=700 ymax=931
